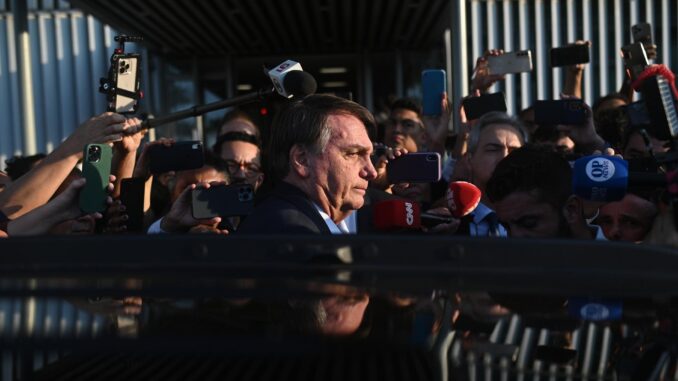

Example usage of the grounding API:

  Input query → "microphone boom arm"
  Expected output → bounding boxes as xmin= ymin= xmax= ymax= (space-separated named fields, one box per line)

xmin=141 ymin=87 xmax=275 ymax=130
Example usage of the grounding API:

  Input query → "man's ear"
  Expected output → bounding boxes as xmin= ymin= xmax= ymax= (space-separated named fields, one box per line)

xmin=562 ymin=195 xmax=583 ymax=225
xmin=289 ymin=144 xmax=311 ymax=178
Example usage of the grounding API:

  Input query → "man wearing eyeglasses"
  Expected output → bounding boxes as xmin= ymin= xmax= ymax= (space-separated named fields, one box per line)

xmin=382 ymin=98 xmax=426 ymax=153
xmin=213 ymin=132 xmax=264 ymax=192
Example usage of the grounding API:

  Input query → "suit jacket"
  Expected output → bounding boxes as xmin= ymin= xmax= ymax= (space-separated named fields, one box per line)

xmin=237 ymin=183 xmax=400 ymax=235
xmin=236 ymin=182 xmax=331 ymax=235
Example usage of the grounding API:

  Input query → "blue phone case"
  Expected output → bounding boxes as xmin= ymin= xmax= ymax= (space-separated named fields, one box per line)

xmin=422 ymin=70 xmax=446 ymax=116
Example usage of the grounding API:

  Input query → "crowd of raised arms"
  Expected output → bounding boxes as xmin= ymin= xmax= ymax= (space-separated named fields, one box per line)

xmin=0 ymin=38 xmax=676 ymax=247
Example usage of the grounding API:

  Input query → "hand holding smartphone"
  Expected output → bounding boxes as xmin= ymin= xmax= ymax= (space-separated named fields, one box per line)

xmin=550 ymin=44 xmax=590 ymax=67
xmin=534 ymin=99 xmax=587 ymax=126
xmin=148 ymin=141 xmax=204 ymax=174
xmin=387 ymin=152 xmax=441 ymax=183
xmin=487 ymin=50 xmax=533 ymax=75
xmin=191 ymin=183 xmax=255 ymax=219
xmin=462 ymin=92 xmax=507 ymax=121
xmin=79 ymin=144 xmax=112 ymax=213
xmin=422 ymin=70 xmax=447 ymax=116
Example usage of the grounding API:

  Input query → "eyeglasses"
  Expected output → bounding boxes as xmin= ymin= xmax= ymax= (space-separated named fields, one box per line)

xmin=386 ymin=118 xmax=423 ymax=133
xmin=223 ymin=160 xmax=262 ymax=177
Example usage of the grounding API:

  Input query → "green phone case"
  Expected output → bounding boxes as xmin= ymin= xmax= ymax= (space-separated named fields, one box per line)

xmin=79 ymin=144 xmax=112 ymax=213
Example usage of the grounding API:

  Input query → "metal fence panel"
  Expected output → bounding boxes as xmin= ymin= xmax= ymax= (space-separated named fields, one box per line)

xmin=454 ymin=0 xmax=678 ymax=116
xmin=0 ymin=6 xmax=115 ymax=168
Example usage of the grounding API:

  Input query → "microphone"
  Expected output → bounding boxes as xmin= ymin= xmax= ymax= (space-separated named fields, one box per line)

xmin=373 ymin=199 xmax=421 ymax=231
xmin=268 ymin=60 xmax=317 ymax=98
xmin=141 ymin=60 xmax=317 ymax=130
xmin=572 ymin=156 xmax=667 ymax=201
xmin=446 ymin=181 xmax=482 ymax=218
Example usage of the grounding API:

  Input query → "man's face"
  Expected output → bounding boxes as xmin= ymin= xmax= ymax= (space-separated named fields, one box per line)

xmin=623 ymin=132 xmax=670 ymax=159
xmin=307 ymin=114 xmax=377 ymax=215
xmin=219 ymin=140 xmax=264 ymax=191
xmin=171 ymin=166 xmax=228 ymax=202
xmin=468 ymin=124 xmax=523 ymax=192
xmin=596 ymin=194 xmax=657 ymax=242
xmin=494 ymin=191 xmax=567 ymax=238
xmin=383 ymin=108 xmax=424 ymax=152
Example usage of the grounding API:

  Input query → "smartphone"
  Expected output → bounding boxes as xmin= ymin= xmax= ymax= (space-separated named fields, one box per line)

xmin=148 ymin=141 xmax=204 ymax=174
xmin=487 ymin=50 xmax=533 ymax=75
xmin=534 ymin=99 xmax=587 ymax=125
xmin=79 ymin=144 xmax=112 ymax=213
xmin=623 ymin=101 xmax=652 ymax=127
xmin=550 ymin=45 xmax=590 ymax=67
xmin=632 ymin=23 xmax=652 ymax=44
xmin=105 ymin=53 xmax=141 ymax=114
xmin=422 ymin=69 xmax=446 ymax=116
xmin=387 ymin=152 xmax=441 ymax=183
xmin=191 ymin=184 xmax=255 ymax=219
xmin=462 ymin=92 xmax=507 ymax=120
xmin=119 ymin=177 xmax=146 ymax=233
xmin=621 ymin=42 xmax=648 ymax=79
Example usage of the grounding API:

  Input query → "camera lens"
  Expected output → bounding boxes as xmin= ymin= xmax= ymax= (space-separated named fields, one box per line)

xmin=88 ymin=146 xmax=101 ymax=162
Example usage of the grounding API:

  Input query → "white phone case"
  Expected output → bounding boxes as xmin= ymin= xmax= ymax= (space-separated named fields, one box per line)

xmin=487 ymin=50 xmax=533 ymax=75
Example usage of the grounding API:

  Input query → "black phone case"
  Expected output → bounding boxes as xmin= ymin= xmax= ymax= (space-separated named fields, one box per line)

xmin=191 ymin=184 xmax=255 ymax=219
xmin=387 ymin=153 xmax=441 ymax=183
xmin=534 ymin=100 xmax=587 ymax=126
xmin=120 ymin=177 xmax=146 ymax=233
xmin=550 ymin=45 xmax=590 ymax=67
xmin=148 ymin=141 xmax=204 ymax=174
xmin=462 ymin=92 xmax=507 ymax=121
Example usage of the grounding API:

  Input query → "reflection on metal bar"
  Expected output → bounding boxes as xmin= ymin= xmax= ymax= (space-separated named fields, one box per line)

xmin=596 ymin=326 xmax=612 ymax=379
xmin=581 ymin=323 xmax=597 ymax=378
xmin=532 ymin=328 xmax=550 ymax=381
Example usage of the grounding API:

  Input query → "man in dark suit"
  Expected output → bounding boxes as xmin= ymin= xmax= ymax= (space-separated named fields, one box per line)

xmin=238 ymin=95 xmax=378 ymax=235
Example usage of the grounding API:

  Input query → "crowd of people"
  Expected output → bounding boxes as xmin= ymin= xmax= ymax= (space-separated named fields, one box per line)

xmin=0 ymin=41 xmax=676 ymax=247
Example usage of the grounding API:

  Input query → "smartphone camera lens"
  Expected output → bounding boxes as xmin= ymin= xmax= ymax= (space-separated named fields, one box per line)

xmin=119 ymin=60 xmax=130 ymax=75
xmin=88 ymin=146 xmax=101 ymax=162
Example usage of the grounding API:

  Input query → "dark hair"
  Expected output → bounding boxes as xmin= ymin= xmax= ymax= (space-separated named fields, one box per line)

xmin=592 ymin=93 xmax=629 ymax=115
xmin=212 ymin=131 xmax=261 ymax=155
xmin=5 ymin=154 xmax=46 ymax=180
xmin=268 ymin=94 xmax=375 ymax=181
xmin=486 ymin=144 xmax=572 ymax=210
xmin=390 ymin=97 xmax=422 ymax=117
xmin=220 ymin=109 xmax=260 ymax=138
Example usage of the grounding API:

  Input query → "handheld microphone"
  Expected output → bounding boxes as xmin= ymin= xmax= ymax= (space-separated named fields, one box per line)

xmin=446 ymin=181 xmax=482 ymax=218
xmin=572 ymin=156 xmax=667 ymax=201
xmin=373 ymin=199 xmax=421 ymax=231
xmin=268 ymin=60 xmax=317 ymax=98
